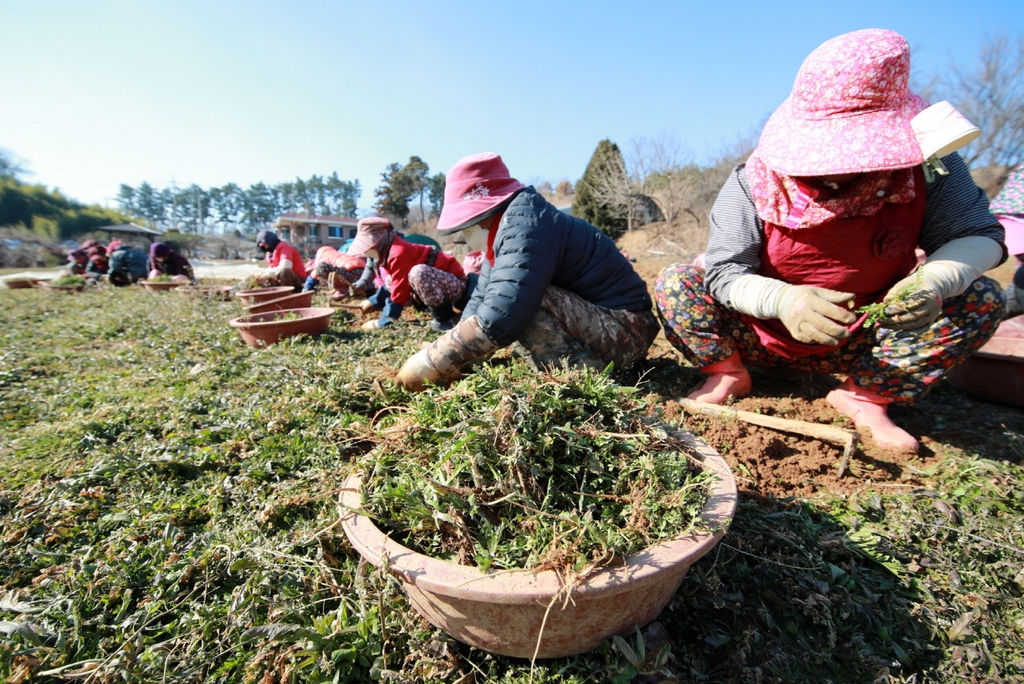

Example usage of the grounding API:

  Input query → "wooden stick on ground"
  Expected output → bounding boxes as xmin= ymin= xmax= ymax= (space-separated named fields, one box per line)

xmin=677 ymin=398 xmax=860 ymax=477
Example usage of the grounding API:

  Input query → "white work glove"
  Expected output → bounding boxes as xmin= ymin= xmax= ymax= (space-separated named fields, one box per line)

xmin=358 ymin=299 xmax=376 ymax=315
xmin=361 ymin=319 xmax=381 ymax=330
xmin=876 ymin=236 xmax=1003 ymax=332
xmin=775 ymin=285 xmax=857 ymax=345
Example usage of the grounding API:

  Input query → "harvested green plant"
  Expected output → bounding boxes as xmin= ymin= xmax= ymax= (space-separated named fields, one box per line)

xmin=859 ymin=269 xmax=923 ymax=326
xmin=147 ymin=274 xmax=173 ymax=283
xmin=52 ymin=274 xmax=87 ymax=288
xmin=274 ymin=311 xmax=303 ymax=322
xmin=360 ymin=362 xmax=712 ymax=578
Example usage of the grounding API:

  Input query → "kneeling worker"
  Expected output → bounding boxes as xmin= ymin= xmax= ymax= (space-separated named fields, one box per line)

xmin=396 ymin=152 xmax=659 ymax=391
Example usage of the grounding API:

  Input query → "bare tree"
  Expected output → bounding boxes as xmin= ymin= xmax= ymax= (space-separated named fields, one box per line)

xmin=940 ymin=34 xmax=1024 ymax=178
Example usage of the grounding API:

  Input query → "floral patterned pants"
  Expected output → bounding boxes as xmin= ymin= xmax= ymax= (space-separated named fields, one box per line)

xmin=408 ymin=264 xmax=466 ymax=309
xmin=654 ymin=264 xmax=1005 ymax=403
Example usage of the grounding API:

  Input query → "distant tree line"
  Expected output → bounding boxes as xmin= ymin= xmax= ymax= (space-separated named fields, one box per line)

xmin=0 ymin=150 xmax=130 ymax=241
xmin=115 ymin=173 xmax=361 ymax=234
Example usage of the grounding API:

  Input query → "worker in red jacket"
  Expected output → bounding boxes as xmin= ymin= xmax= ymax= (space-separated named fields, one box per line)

xmin=349 ymin=216 xmax=473 ymax=331
xmin=255 ymin=230 xmax=308 ymax=291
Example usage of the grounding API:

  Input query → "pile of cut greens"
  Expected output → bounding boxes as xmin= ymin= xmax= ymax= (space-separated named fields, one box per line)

xmin=51 ymin=274 xmax=87 ymax=288
xmin=360 ymin=362 xmax=712 ymax=576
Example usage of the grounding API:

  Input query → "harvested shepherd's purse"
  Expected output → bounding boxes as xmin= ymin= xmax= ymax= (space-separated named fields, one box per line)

xmin=358 ymin=362 xmax=712 ymax=578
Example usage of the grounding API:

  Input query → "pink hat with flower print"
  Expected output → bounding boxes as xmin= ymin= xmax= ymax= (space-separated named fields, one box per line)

xmin=755 ymin=29 xmax=930 ymax=177
xmin=437 ymin=153 xmax=525 ymax=235
xmin=348 ymin=216 xmax=393 ymax=257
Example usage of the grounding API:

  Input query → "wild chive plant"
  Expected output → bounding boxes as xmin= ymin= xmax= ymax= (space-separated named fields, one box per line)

xmin=359 ymin=362 xmax=712 ymax=578
xmin=858 ymin=269 xmax=925 ymax=326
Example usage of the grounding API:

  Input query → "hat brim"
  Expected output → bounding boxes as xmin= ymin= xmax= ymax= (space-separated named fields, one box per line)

xmin=437 ymin=187 xmax=524 ymax=235
xmin=348 ymin=232 xmax=380 ymax=257
xmin=757 ymin=94 xmax=929 ymax=176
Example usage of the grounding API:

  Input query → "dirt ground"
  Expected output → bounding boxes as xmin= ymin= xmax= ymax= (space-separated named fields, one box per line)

xmin=620 ymin=222 xmax=1024 ymax=501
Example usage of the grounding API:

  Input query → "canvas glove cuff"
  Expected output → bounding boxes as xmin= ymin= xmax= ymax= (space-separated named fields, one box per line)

xmin=395 ymin=315 xmax=499 ymax=392
xmin=775 ymin=285 xmax=857 ymax=345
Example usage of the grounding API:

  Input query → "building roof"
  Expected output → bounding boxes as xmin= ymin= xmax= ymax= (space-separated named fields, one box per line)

xmin=98 ymin=223 xmax=164 ymax=236
xmin=274 ymin=213 xmax=359 ymax=227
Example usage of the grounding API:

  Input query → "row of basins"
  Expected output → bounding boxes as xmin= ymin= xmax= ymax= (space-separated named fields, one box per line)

xmin=229 ymin=286 xmax=334 ymax=347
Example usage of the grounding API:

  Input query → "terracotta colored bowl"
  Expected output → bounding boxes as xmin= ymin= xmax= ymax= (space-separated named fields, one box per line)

xmin=228 ymin=307 xmax=333 ymax=347
xmin=340 ymin=432 xmax=737 ymax=659
xmin=140 ymin=280 xmax=186 ymax=291
xmin=947 ymin=317 xmax=1024 ymax=407
xmin=245 ymin=290 xmax=314 ymax=315
xmin=235 ymin=286 xmax=294 ymax=305
xmin=4 ymin=279 xmax=36 ymax=289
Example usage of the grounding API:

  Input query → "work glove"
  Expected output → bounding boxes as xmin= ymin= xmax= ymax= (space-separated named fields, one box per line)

xmin=395 ymin=315 xmax=500 ymax=392
xmin=875 ymin=271 xmax=943 ymax=331
xmin=875 ymin=236 xmax=1003 ymax=333
xmin=775 ymin=285 xmax=857 ymax=345
xmin=358 ymin=299 xmax=376 ymax=315
xmin=361 ymin=317 xmax=393 ymax=331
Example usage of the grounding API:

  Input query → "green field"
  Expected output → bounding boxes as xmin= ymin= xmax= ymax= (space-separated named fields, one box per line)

xmin=1 ymin=286 xmax=1021 ymax=683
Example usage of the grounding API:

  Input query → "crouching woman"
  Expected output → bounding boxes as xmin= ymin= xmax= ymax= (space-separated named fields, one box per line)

xmin=348 ymin=216 xmax=471 ymax=331
xmin=395 ymin=152 xmax=659 ymax=391
xmin=653 ymin=29 xmax=1006 ymax=453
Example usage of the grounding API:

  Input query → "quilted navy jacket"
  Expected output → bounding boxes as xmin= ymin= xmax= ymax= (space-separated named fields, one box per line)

xmin=462 ymin=187 xmax=651 ymax=346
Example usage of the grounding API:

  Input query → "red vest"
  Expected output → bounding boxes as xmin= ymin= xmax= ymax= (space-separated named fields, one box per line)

xmin=745 ymin=168 xmax=927 ymax=358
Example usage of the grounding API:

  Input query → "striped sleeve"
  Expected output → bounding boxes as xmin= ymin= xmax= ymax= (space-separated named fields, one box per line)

xmin=920 ymin=152 xmax=1006 ymax=260
xmin=703 ymin=164 xmax=765 ymax=305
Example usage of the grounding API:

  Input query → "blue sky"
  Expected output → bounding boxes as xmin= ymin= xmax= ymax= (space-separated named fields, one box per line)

xmin=2 ymin=0 xmax=1022 ymax=214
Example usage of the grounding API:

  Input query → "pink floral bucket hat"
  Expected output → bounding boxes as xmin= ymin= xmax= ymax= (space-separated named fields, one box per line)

xmin=437 ymin=153 xmax=525 ymax=235
xmin=756 ymin=29 xmax=929 ymax=177
xmin=349 ymin=216 xmax=393 ymax=257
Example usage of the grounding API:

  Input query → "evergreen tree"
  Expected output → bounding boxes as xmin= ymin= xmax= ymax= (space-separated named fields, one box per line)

xmin=401 ymin=156 xmax=430 ymax=222
xmin=573 ymin=139 xmax=629 ymax=239
xmin=373 ymin=162 xmax=414 ymax=224
xmin=427 ymin=172 xmax=446 ymax=217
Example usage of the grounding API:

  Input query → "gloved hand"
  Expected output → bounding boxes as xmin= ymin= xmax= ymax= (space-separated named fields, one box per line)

xmin=358 ymin=299 xmax=376 ymax=315
xmin=395 ymin=315 xmax=499 ymax=392
xmin=875 ymin=272 xmax=943 ymax=331
xmin=873 ymin=236 xmax=1004 ymax=332
xmin=362 ymin=317 xmax=393 ymax=330
xmin=776 ymin=285 xmax=857 ymax=345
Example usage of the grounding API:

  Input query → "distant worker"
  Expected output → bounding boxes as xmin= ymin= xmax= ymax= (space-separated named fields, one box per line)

xmin=85 ymin=244 xmax=109 ymax=281
xmin=148 ymin=242 xmax=195 ymax=283
xmin=107 ymin=241 xmax=149 ymax=286
xmin=395 ymin=152 xmax=658 ymax=391
xmin=255 ymin=230 xmax=307 ymax=291
xmin=348 ymin=216 xmax=471 ymax=331
xmin=653 ymin=29 xmax=1005 ymax=453
xmin=302 ymin=245 xmax=368 ymax=300
xmin=62 ymin=249 xmax=88 ymax=276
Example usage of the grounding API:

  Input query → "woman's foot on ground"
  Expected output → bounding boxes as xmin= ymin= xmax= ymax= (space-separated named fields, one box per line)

xmin=687 ymin=369 xmax=752 ymax=404
xmin=826 ymin=380 xmax=919 ymax=453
